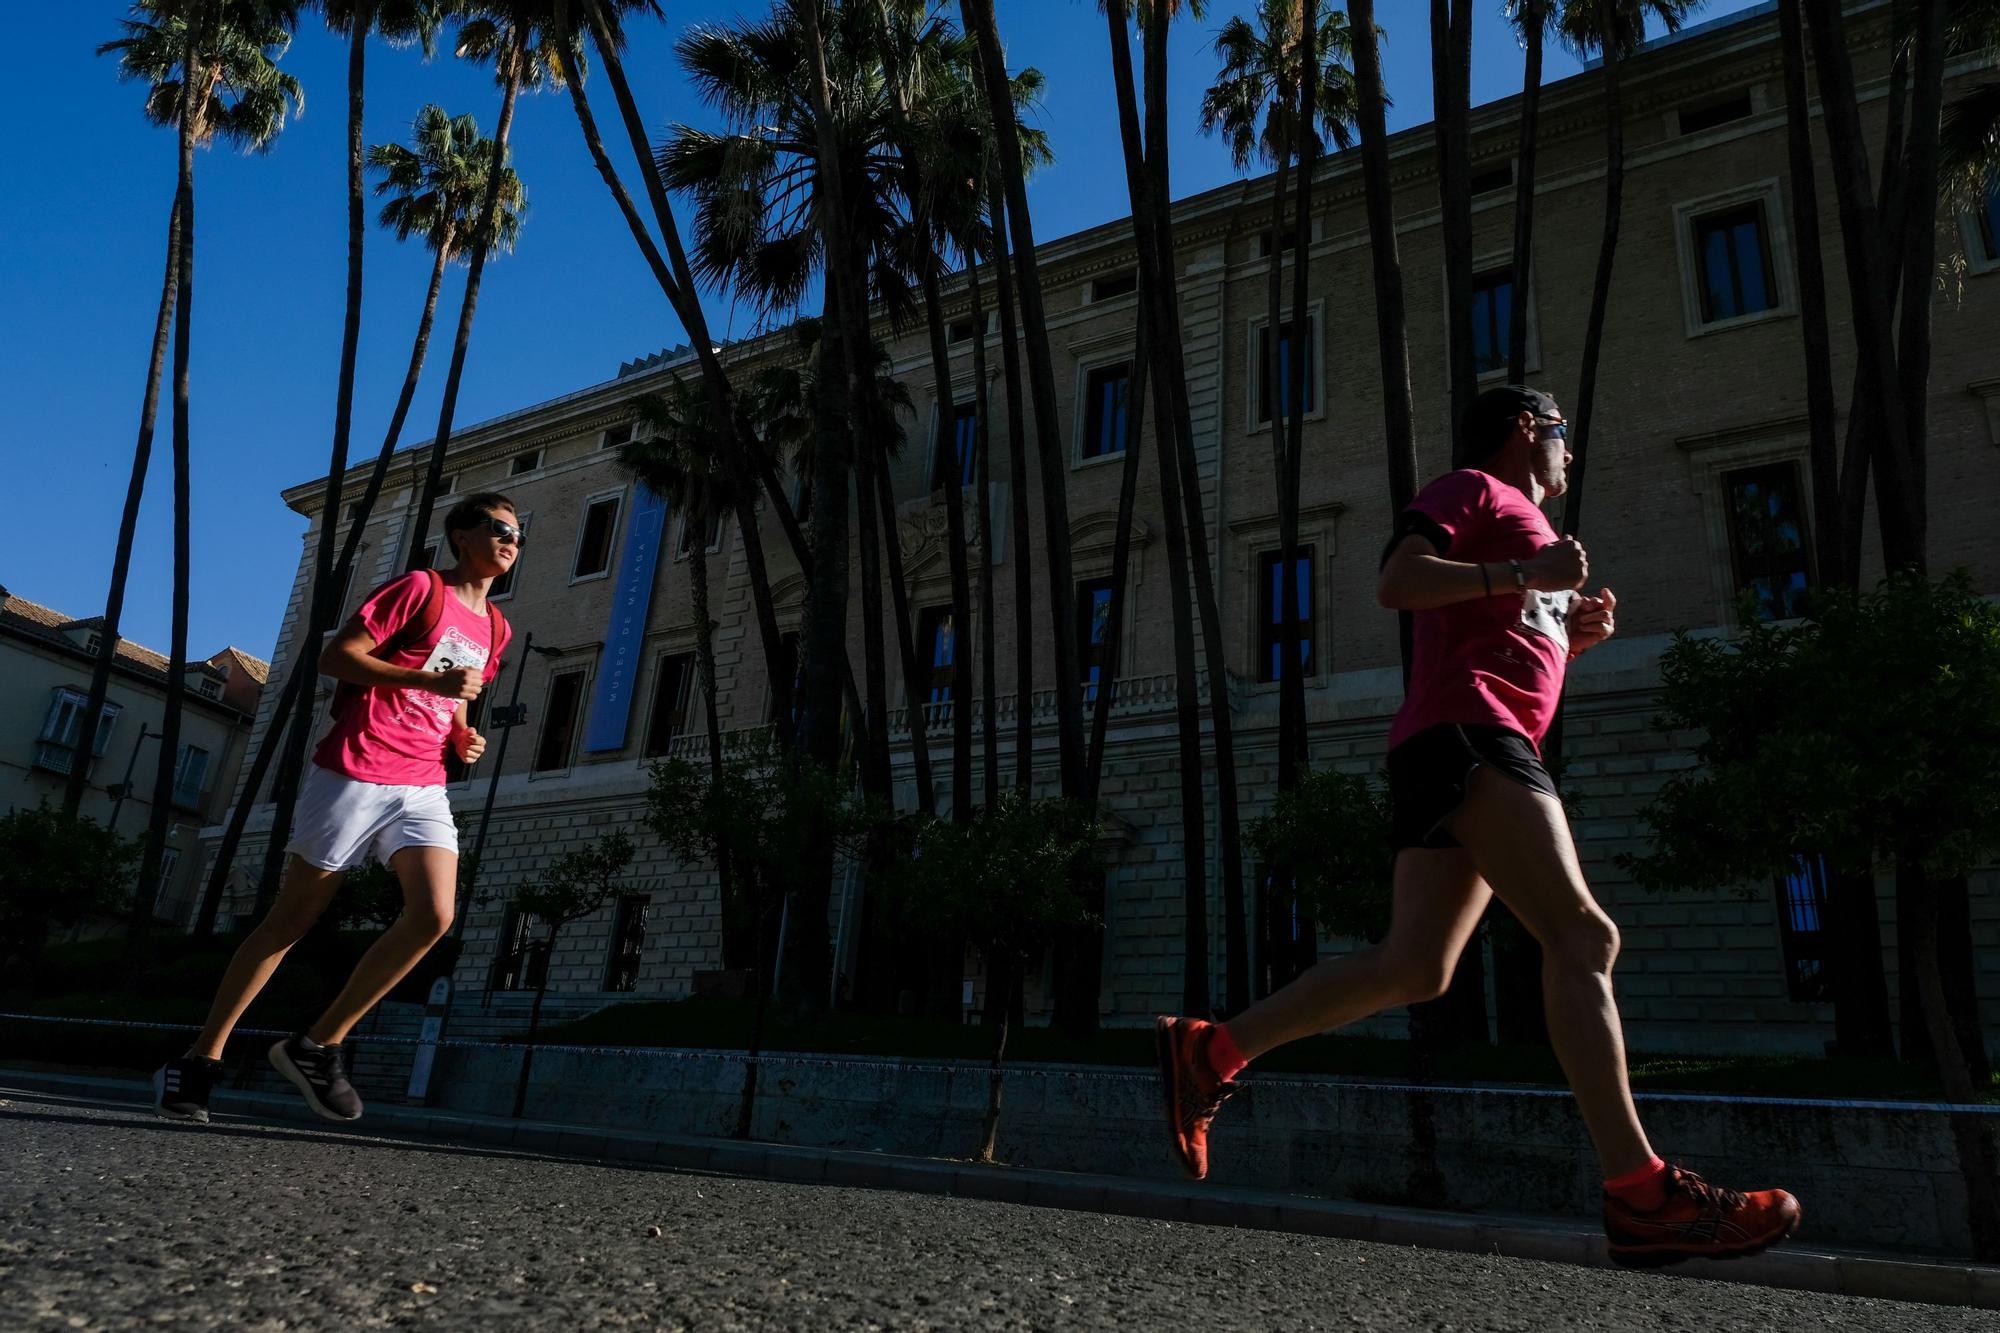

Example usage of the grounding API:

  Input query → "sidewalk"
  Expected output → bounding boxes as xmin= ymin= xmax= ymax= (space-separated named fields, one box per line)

xmin=5 ymin=1066 xmax=1992 ymax=1311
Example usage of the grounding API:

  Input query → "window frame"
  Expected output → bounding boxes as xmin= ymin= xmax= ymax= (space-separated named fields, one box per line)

xmin=1957 ymin=179 xmax=2000 ymax=276
xmin=509 ymin=448 xmax=543 ymax=477
xmin=1255 ymin=545 xmax=1319 ymax=685
xmin=171 ymin=742 xmax=211 ymax=810
xmin=1772 ymin=854 xmax=1833 ymax=1003
xmin=1719 ymin=459 xmax=1816 ymax=621
xmin=1466 ymin=264 xmax=1521 ymax=381
xmin=604 ymin=893 xmax=651 ymax=992
xmin=1676 ymin=421 xmax=1820 ymax=629
xmin=914 ymin=604 xmax=958 ymax=708
xmin=1673 ymin=180 xmax=1796 ymax=337
xmin=1073 ymin=356 xmax=1135 ymax=468
xmin=673 ymin=506 xmax=727 ymax=562
xmin=927 ymin=399 xmax=981 ymax=494
xmin=531 ymin=667 xmax=589 ymax=775
xmin=1075 ymin=576 xmax=1116 ymax=703
xmin=568 ymin=488 xmax=626 ymax=584
xmin=642 ymin=649 xmax=697 ymax=758
xmin=1244 ymin=303 xmax=1325 ymax=432
xmin=599 ymin=421 xmax=635 ymax=452
xmin=1087 ymin=270 xmax=1137 ymax=303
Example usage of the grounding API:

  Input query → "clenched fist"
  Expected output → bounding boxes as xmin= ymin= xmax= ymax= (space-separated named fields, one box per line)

xmin=452 ymin=726 xmax=487 ymax=765
xmin=430 ymin=667 xmax=485 ymax=702
xmin=1567 ymin=587 xmax=1618 ymax=655
xmin=1525 ymin=535 xmax=1589 ymax=592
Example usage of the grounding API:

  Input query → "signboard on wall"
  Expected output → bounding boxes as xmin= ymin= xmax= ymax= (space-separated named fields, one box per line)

xmin=582 ymin=485 xmax=668 ymax=752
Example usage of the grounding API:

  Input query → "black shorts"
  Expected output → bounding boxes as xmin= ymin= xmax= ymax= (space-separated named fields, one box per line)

xmin=1387 ymin=723 xmax=1558 ymax=851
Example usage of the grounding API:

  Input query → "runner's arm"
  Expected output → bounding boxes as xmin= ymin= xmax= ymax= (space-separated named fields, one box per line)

xmin=320 ymin=619 xmax=479 ymax=699
xmin=1377 ymin=535 xmax=1513 ymax=611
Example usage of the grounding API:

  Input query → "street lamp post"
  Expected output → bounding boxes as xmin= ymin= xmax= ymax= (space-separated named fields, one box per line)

xmin=107 ymin=723 xmax=158 ymax=834
xmin=454 ymin=633 xmax=562 ymax=936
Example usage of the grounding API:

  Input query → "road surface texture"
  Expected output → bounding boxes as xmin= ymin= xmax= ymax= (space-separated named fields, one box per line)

xmin=1 ymin=1090 xmax=1979 ymax=1331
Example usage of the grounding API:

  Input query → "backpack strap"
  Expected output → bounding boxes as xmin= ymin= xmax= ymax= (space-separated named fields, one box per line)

xmin=331 ymin=569 xmax=444 ymax=720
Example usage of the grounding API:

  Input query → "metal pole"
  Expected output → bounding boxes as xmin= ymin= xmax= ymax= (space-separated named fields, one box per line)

xmin=454 ymin=631 xmax=538 ymax=937
xmin=108 ymin=724 xmax=153 ymax=834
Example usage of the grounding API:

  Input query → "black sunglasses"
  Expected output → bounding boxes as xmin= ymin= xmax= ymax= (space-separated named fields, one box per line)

xmin=1534 ymin=416 xmax=1569 ymax=441
xmin=481 ymin=516 xmax=526 ymax=546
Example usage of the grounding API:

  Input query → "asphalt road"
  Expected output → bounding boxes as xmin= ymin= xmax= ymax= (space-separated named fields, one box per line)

xmin=0 ymin=1089 xmax=1982 ymax=1332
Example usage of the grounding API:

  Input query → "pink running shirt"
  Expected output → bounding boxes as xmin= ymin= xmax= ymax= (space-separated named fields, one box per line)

xmin=312 ymin=571 xmax=511 ymax=787
xmin=1385 ymin=469 xmax=1578 ymax=754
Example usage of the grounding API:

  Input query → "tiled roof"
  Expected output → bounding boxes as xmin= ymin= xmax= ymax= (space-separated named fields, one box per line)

xmin=0 ymin=584 xmax=256 ymax=692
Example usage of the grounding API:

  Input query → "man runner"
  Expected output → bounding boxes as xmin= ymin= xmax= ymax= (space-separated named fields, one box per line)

xmin=1155 ymin=387 xmax=1800 ymax=1266
xmin=155 ymin=494 xmax=518 ymax=1124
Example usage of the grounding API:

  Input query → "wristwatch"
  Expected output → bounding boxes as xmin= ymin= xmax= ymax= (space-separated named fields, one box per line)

xmin=1509 ymin=559 xmax=1527 ymax=594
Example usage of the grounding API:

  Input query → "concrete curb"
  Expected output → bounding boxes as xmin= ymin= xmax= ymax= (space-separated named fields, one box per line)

xmin=5 ymin=1067 xmax=1992 ymax=1311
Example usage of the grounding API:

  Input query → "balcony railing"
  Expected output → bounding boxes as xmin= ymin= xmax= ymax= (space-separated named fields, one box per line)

xmin=885 ymin=667 xmax=1247 ymax=739
xmin=32 ymin=740 xmax=76 ymax=776
xmin=170 ymin=779 xmax=207 ymax=812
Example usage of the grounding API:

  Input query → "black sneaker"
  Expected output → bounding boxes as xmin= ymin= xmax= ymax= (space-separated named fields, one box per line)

xmin=268 ymin=1034 xmax=363 ymax=1122
xmin=153 ymin=1056 xmax=222 ymax=1124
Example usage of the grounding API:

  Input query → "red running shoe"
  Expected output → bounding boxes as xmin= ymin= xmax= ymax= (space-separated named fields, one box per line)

xmin=1603 ymin=1165 xmax=1801 ymax=1266
xmin=1154 ymin=1015 xmax=1240 ymax=1180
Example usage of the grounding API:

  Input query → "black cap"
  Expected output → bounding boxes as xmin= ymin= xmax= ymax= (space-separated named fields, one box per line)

xmin=1460 ymin=385 xmax=1560 ymax=464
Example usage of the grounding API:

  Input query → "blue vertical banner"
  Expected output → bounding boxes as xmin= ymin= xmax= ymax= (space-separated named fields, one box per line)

xmin=582 ymin=485 xmax=669 ymax=752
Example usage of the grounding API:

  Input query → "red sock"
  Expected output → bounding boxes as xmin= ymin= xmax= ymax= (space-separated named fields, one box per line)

xmin=1604 ymin=1157 xmax=1668 ymax=1211
xmin=1204 ymin=1022 xmax=1249 ymax=1083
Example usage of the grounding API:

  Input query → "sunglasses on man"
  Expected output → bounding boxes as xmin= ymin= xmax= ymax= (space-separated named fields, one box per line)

xmin=480 ymin=517 xmax=527 ymax=546
xmin=1535 ymin=415 xmax=1569 ymax=441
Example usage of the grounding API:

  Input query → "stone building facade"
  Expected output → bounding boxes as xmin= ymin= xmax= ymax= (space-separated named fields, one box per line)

xmin=200 ymin=3 xmax=2000 ymax=1055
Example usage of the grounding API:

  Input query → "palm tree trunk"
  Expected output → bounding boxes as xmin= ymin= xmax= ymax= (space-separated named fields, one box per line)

xmin=1558 ymin=5 xmax=1625 ymax=540
xmin=579 ymin=1 xmax=801 ymax=735
xmin=842 ymin=307 xmax=894 ymax=804
xmin=1141 ymin=6 xmax=1249 ymax=1011
xmin=1800 ymin=0 xmax=1921 ymax=574
xmin=403 ymin=29 xmax=525 ymax=570
xmin=196 ymin=221 xmax=457 ymax=936
xmin=1893 ymin=0 xmax=1944 ymax=568
xmin=1104 ymin=1 xmax=1208 ymax=1018
xmin=962 ymin=0 xmax=1086 ymax=802
xmin=968 ymin=256 xmax=1001 ymax=809
xmin=919 ymin=270 xmax=977 ymax=825
xmin=135 ymin=27 xmax=204 ymax=929
xmin=1432 ymin=0 xmax=1477 ymax=440
xmin=1777 ymin=0 xmax=1847 ymax=591
xmin=877 ymin=451 xmax=938 ymax=814
xmin=1263 ymin=107 xmax=1296 ymax=795
xmin=263 ymin=15 xmax=372 ymax=913
xmin=65 ymin=195 xmax=180 ymax=820
xmin=1084 ymin=286 xmax=1148 ymax=804
xmin=988 ymin=183 xmax=1035 ymax=794
xmin=561 ymin=55 xmax=679 ymax=300
xmin=1506 ymin=5 xmax=1545 ymax=385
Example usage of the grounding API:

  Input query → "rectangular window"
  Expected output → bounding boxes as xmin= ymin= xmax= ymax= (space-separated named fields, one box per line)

xmin=1089 ymin=271 xmax=1137 ymax=302
xmin=916 ymin=605 xmax=956 ymax=705
xmin=1469 ymin=268 xmax=1514 ymax=377
xmin=35 ymin=689 xmax=120 ymax=775
xmin=572 ymin=496 xmax=621 ymax=579
xmin=171 ymin=744 xmax=210 ymax=809
xmin=1256 ymin=547 xmax=1316 ymax=683
xmin=197 ymin=676 xmax=222 ymax=700
xmin=1081 ymin=363 xmax=1131 ymax=461
xmin=1076 ymin=577 xmax=1115 ymax=703
xmin=155 ymin=847 xmax=181 ymax=908
xmin=601 ymin=422 xmax=633 ymax=451
xmin=1723 ymin=461 xmax=1813 ymax=620
xmin=1469 ymin=163 xmax=1514 ymax=195
xmin=1773 ymin=855 xmax=1832 ymax=1003
xmin=604 ymin=893 xmax=650 ymax=992
xmin=677 ymin=508 xmax=725 ymax=558
xmin=643 ymin=652 xmax=696 ymax=757
xmin=931 ymin=402 xmax=978 ymax=492
xmin=792 ymin=469 xmax=814 ymax=524
xmin=768 ymin=631 xmax=801 ymax=724
xmin=1693 ymin=203 xmax=1777 ymax=323
xmin=1679 ymin=91 xmax=1754 ymax=136
xmin=1254 ymin=317 xmax=1317 ymax=424
xmin=1979 ymin=181 xmax=2000 ymax=264
xmin=533 ymin=672 xmax=586 ymax=772
xmin=493 ymin=908 xmax=538 ymax=990
xmin=510 ymin=450 xmax=541 ymax=476
xmin=1256 ymin=227 xmax=1299 ymax=259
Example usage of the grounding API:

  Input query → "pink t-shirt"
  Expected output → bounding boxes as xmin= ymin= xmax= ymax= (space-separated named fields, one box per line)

xmin=1385 ymin=469 xmax=1578 ymax=754
xmin=312 ymin=572 xmax=510 ymax=787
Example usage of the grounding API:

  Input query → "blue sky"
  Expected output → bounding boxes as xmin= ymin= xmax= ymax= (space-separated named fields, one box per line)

xmin=3 ymin=1 xmax=1767 ymax=663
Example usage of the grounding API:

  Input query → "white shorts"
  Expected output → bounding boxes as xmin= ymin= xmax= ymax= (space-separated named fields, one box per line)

xmin=285 ymin=763 xmax=459 ymax=871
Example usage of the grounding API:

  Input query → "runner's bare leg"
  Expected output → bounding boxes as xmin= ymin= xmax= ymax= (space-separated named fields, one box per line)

xmin=188 ymin=856 xmax=345 ymax=1061
xmin=306 ymin=844 xmax=457 ymax=1046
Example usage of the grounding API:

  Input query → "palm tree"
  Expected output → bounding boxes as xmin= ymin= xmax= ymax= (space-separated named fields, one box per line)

xmin=1555 ymin=0 xmax=1701 ymax=541
xmin=959 ymin=0 xmax=1089 ymax=810
xmin=97 ymin=1 xmax=303 ymax=922
xmin=1503 ymin=1 xmax=1555 ymax=384
xmin=1201 ymin=1 xmax=1357 ymax=998
xmin=241 ymin=108 xmax=527 ymax=919
xmin=401 ymin=1 xmax=575 ymax=573
xmin=1432 ymin=0 xmax=1477 ymax=438
xmin=262 ymin=0 xmax=449 ymax=913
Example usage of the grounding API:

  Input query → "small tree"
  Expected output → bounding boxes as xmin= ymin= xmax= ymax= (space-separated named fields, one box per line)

xmin=504 ymin=829 xmax=635 ymax=1118
xmin=884 ymin=792 xmax=1102 ymax=1162
xmin=1247 ymin=769 xmax=1395 ymax=947
xmin=645 ymin=735 xmax=879 ymax=1137
xmin=1625 ymin=573 xmax=2000 ymax=1259
xmin=0 ymin=806 xmax=137 ymax=970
